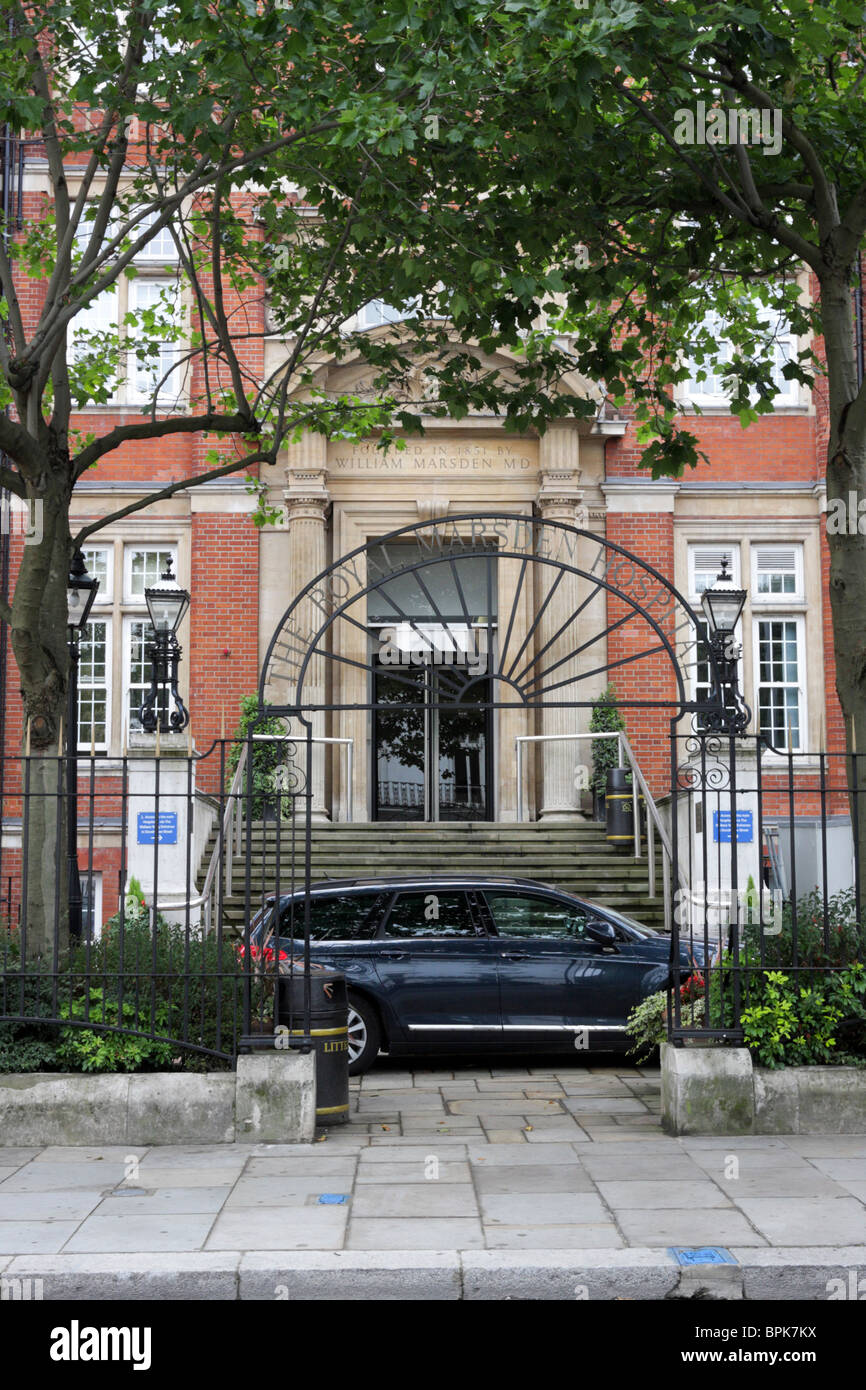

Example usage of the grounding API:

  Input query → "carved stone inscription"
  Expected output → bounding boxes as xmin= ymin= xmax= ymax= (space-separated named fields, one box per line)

xmin=328 ymin=438 xmax=538 ymax=474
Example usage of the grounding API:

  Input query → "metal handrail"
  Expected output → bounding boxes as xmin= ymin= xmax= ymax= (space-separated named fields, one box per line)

xmin=514 ymin=730 xmax=689 ymax=932
xmin=201 ymin=741 xmax=248 ymax=933
xmin=199 ymin=735 xmax=354 ymax=932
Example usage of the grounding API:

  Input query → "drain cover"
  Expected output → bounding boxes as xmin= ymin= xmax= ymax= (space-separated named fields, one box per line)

xmin=317 ymin=1194 xmax=350 ymax=1205
xmin=669 ymin=1247 xmax=737 ymax=1266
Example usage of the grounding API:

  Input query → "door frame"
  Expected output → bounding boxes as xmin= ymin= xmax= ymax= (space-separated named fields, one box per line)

xmin=371 ymin=659 xmax=494 ymax=822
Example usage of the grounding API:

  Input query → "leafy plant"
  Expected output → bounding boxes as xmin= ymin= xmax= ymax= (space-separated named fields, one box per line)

xmin=740 ymin=970 xmax=844 ymax=1069
xmin=589 ymin=683 xmax=627 ymax=800
xmin=745 ymin=887 xmax=866 ymax=971
xmin=57 ymin=989 xmax=175 ymax=1072
xmin=226 ymin=695 xmax=297 ymax=820
xmin=626 ymin=988 xmax=704 ymax=1061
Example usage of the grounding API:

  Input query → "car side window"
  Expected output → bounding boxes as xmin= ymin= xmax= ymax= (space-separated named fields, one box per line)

xmin=279 ymin=892 xmax=383 ymax=941
xmin=384 ymin=891 xmax=477 ymax=939
xmin=485 ymin=893 xmax=588 ymax=940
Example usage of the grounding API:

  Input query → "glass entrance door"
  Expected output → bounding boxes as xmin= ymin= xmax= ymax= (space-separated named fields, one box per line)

xmin=374 ymin=667 xmax=491 ymax=821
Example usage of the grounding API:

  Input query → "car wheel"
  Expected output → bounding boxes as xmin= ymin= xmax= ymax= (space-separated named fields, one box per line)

xmin=347 ymin=995 xmax=381 ymax=1076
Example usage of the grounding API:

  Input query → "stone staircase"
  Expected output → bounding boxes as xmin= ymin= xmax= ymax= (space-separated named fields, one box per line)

xmin=203 ymin=820 xmax=668 ymax=934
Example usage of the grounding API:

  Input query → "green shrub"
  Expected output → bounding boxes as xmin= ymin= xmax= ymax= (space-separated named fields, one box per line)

xmin=226 ymin=694 xmax=296 ymax=819
xmin=743 ymin=886 xmax=865 ymax=971
xmin=0 ymin=960 xmax=61 ymax=1071
xmin=626 ymin=988 xmax=704 ymax=1061
xmin=57 ymin=988 xmax=175 ymax=1072
xmin=589 ymin=683 xmax=627 ymax=798
xmin=741 ymin=970 xmax=844 ymax=1068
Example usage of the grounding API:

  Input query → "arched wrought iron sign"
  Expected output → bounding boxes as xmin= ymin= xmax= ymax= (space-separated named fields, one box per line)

xmin=259 ymin=512 xmax=730 ymax=721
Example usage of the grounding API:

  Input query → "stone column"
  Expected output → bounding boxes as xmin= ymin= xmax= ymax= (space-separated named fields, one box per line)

xmin=536 ymin=424 xmax=586 ymax=820
xmin=285 ymin=435 xmax=330 ymax=820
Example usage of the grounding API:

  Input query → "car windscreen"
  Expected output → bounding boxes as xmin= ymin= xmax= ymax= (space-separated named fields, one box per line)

xmin=278 ymin=890 xmax=385 ymax=941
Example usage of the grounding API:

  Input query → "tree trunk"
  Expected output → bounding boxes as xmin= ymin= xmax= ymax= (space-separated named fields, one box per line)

xmin=821 ymin=268 xmax=866 ymax=902
xmin=8 ymin=467 xmax=72 ymax=961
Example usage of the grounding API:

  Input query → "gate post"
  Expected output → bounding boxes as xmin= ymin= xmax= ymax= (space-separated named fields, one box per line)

xmin=126 ymin=730 xmax=198 ymax=929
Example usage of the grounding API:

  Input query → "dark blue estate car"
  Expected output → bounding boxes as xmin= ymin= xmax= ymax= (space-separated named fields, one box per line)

xmin=250 ymin=875 xmax=704 ymax=1075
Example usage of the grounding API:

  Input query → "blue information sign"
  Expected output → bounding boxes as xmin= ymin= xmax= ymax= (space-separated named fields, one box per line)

xmin=712 ymin=810 xmax=753 ymax=844
xmin=137 ymin=811 xmax=178 ymax=845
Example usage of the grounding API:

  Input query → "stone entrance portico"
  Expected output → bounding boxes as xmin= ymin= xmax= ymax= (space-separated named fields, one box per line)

xmin=257 ymin=347 xmax=620 ymax=824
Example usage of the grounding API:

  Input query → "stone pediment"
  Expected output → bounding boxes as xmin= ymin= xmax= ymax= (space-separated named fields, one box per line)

xmin=304 ymin=340 xmax=602 ymax=417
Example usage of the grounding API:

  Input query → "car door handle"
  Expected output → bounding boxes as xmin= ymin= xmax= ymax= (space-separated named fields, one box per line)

xmin=500 ymin=951 xmax=529 ymax=961
xmin=379 ymin=951 xmax=409 ymax=960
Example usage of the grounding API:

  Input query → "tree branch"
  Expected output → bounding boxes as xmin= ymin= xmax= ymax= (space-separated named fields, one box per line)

xmin=0 ymin=414 xmax=43 ymax=478
xmin=613 ymin=78 xmax=823 ymax=272
xmin=72 ymin=411 xmax=260 ymax=479
xmin=0 ymin=465 xmax=26 ymax=500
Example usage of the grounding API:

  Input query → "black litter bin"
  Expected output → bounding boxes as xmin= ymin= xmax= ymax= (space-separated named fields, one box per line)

xmin=278 ymin=964 xmax=349 ymax=1126
xmin=605 ymin=768 xmax=635 ymax=850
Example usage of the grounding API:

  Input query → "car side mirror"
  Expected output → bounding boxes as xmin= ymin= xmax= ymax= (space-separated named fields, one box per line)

xmin=584 ymin=918 xmax=617 ymax=948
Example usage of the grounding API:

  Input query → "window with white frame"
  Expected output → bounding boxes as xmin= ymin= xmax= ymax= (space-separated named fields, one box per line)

xmin=683 ymin=306 xmax=799 ymax=408
xmin=76 ymin=541 xmax=180 ymax=751
xmin=752 ymin=544 xmax=803 ymax=599
xmin=751 ymin=542 xmax=806 ymax=751
xmin=124 ymin=615 xmax=168 ymax=736
xmin=125 ymin=545 xmax=176 ymax=601
xmin=129 ymin=206 xmax=178 ymax=263
xmin=82 ymin=545 xmax=112 ymax=599
xmin=688 ymin=544 xmax=740 ymax=596
xmin=123 ymin=545 xmax=177 ymax=737
xmin=126 ymin=277 xmax=183 ymax=403
xmin=70 ymin=288 xmax=118 ymax=369
xmin=77 ymin=617 xmax=111 ymax=750
xmin=687 ymin=545 xmax=741 ymax=713
xmin=71 ymin=202 xmax=182 ymax=407
xmin=754 ymin=617 xmax=805 ymax=750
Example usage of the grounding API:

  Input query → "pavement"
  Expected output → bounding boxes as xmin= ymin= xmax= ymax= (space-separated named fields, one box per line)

xmin=1 ymin=1056 xmax=865 ymax=1299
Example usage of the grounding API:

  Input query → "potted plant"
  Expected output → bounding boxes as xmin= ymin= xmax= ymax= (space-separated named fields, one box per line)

xmin=589 ymin=683 xmax=627 ymax=820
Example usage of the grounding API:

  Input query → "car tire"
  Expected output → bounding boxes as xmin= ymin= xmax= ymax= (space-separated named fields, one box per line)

xmin=347 ymin=994 xmax=381 ymax=1076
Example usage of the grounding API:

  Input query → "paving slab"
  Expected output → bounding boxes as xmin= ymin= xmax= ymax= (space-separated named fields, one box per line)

xmin=736 ymin=1197 xmax=866 ymax=1245
xmin=524 ymin=1129 xmax=588 ymax=1144
xmin=63 ymin=1210 xmax=217 ymax=1253
xmin=224 ymin=1176 xmax=349 ymax=1207
xmin=578 ymin=1153 xmax=706 ymax=1182
xmin=480 ymin=1192 xmax=610 ymax=1226
xmin=467 ymin=1143 xmax=587 ymax=1166
xmin=483 ymin=1225 xmax=624 ymax=1249
xmin=596 ymin=1180 xmax=734 ymax=1209
xmin=704 ymin=1171 xmax=847 ymax=1199
xmin=96 ymin=1188 xmax=231 ymax=1214
xmin=0 ymin=1221 xmax=82 ymax=1254
xmin=206 ymin=1205 xmax=349 ymax=1251
xmin=352 ymin=1185 xmax=477 ymax=1219
xmin=614 ymin=1208 xmax=767 ymax=1247
xmin=473 ymin=1164 xmax=593 ymax=1194
xmin=346 ymin=1218 xmax=485 ymax=1250
xmin=356 ymin=1161 xmax=471 ymax=1184
xmin=129 ymin=1167 xmax=238 ymax=1188
xmin=0 ymin=1163 xmax=126 ymax=1191
xmin=0 ymin=1189 xmax=106 ymax=1221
